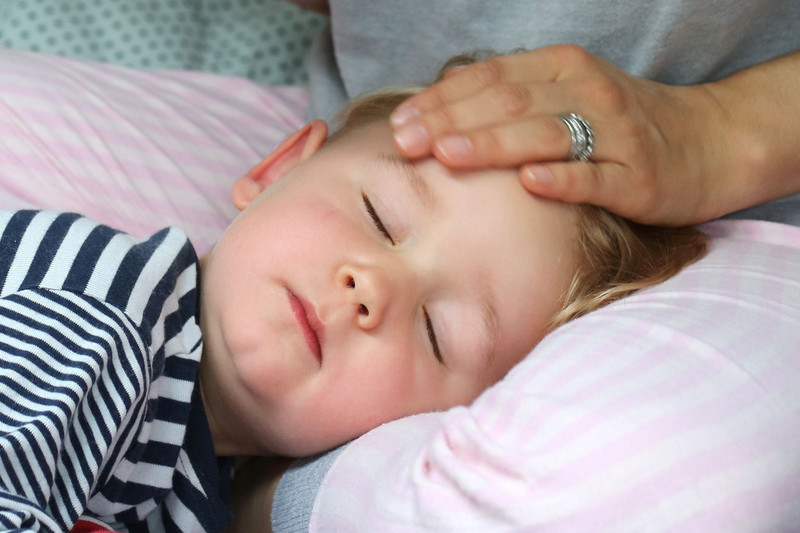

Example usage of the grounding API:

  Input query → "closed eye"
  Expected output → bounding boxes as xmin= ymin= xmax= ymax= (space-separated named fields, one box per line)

xmin=362 ymin=193 xmax=395 ymax=244
xmin=424 ymin=307 xmax=444 ymax=365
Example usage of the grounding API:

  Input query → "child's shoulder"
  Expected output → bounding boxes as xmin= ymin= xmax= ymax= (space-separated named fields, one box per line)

xmin=0 ymin=210 xmax=198 ymax=329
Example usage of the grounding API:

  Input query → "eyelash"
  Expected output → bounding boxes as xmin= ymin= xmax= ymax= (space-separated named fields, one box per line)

xmin=424 ymin=307 xmax=444 ymax=365
xmin=362 ymin=193 xmax=395 ymax=245
xmin=362 ymin=193 xmax=444 ymax=365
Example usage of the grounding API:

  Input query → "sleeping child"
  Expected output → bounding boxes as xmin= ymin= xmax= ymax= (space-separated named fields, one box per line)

xmin=0 ymin=61 xmax=706 ymax=533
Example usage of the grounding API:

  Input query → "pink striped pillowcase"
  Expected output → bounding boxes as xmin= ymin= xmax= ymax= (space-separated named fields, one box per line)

xmin=311 ymin=219 xmax=800 ymax=532
xmin=0 ymin=48 xmax=308 ymax=254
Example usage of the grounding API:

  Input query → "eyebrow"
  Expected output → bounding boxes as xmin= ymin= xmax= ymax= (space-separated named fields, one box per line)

xmin=377 ymin=154 xmax=439 ymax=211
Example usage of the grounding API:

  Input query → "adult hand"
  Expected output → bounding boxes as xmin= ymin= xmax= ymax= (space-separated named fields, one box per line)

xmin=390 ymin=45 xmax=800 ymax=226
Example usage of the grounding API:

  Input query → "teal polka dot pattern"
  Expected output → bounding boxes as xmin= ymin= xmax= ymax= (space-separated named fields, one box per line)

xmin=0 ymin=0 xmax=326 ymax=85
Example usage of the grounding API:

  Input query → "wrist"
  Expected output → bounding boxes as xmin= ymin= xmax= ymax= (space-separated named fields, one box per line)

xmin=703 ymin=80 xmax=770 ymax=211
xmin=699 ymin=52 xmax=800 ymax=215
xmin=663 ymin=82 xmax=743 ymax=221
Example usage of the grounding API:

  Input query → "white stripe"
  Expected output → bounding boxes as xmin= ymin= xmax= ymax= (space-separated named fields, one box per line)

xmin=127 ymin=463 xmax=175 ymax=489
xmin=145 ymin=419 xmax=190 ymax=447
xmin=163 ymin=487 xmax=205 ymax=533
xmin=41 ymin=215 xmax=103 ymax=289
xmin=154 ymin=376 xmax=197 ymax=403
xmin=125 ymin=227 xmax=188 ymax=324
xmin=149 ymin=260 xmax=199 ymax=355
xmin=84 ymin=232 xmax=136 ymax=301
xmin=2 ymin=290 xmax=144 ymax=401
xmin=2 ymin=431 xmax=53 ymax=502
xmin=2 ymin=211 xmax=59 ymax=296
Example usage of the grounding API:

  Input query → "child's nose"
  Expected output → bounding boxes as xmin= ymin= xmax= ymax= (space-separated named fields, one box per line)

xmin=336 ymin=263 xmax=398 ymax=330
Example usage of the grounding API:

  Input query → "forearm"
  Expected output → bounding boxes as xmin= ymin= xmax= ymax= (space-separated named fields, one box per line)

xmin=704 ymin=50 xmax=800 ymax=215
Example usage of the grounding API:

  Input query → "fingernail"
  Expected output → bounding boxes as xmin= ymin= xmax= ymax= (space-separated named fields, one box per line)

xmin=394 ymin=123 xmax=429 ymax=154
xmin=436 ymin=135 xmax=473 ymax=161
xmin=390 ymin=104 xmax=420 ymax=126
xmin=523 ymin=165 xmax=552 ymax=185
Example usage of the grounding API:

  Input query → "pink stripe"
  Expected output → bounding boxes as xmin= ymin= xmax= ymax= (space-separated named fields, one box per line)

xmin=2 ymin=102 xmax=278 ymax=167
xmin=664 ymin=462 xmax=800 ymax=533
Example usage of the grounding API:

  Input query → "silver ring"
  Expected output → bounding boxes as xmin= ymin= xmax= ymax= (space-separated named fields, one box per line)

xmin=558 ymin=113 xmax=595 ymax=162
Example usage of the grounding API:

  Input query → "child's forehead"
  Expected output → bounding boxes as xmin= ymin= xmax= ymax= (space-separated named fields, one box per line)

xmin=317 ymin=120 xmax=539 ymax=213
xmin=316 ymin=121 xmax=405 ymax=172
xmin=327 ymin=119 xmax=394 ymax=150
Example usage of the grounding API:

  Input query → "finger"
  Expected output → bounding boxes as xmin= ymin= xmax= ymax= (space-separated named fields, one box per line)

xmin=424 ymin=80 xmax=574 ymax=136
xmin=428 ymin=114 xmax=593 ymax=168
xmin=391 ymin=45 xmax=589 ymax=127
xmin=520 ymin=161 xmax=648 ymax=221
xmin=390 ymin=62 xmax=503 ymax=128
xmin=393 ymin=84 xmax=576 ymax=159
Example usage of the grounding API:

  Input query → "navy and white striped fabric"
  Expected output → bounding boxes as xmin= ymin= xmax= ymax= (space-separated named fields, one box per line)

xmin=0 ymin=211 xmax=230 ymax=532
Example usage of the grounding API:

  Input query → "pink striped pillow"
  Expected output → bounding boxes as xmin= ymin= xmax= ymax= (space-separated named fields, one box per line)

xmin=311 ymin=219 xmax=800 ymax=532
xmin=0 ymin=49 xmax=308 ymax=254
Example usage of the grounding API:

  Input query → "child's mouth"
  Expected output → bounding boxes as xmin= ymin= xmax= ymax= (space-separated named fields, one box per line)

xmin=287 ymin=289 xmax=323 ymax=363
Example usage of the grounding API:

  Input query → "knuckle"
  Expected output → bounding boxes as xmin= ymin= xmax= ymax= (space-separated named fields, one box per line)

xmin=552 ymin=43 xmax=593 ymax=68
xmin=427 ymin=104 xmax=458 ymax=132
xmin=616 ymin=119 xmax=650 ymax=161
xmin=575 ymin=165 xmax=603 ymax=203
xmin=542 ymin=116 xmax=568 ymax=148
xmin=582 ymin=76 xmax=626 ymax=112
xmin=472 ymin=129 xmax=506 ymax=164
xmin=419 ymin=85 xmax=449 ymax=110
xmin=487 ymin=84 xmax=530 ymax=117
xmin=469 ymin=57 xmax=505 ymax=86
xmin=553 ymin=167 xmax=578 ymax=198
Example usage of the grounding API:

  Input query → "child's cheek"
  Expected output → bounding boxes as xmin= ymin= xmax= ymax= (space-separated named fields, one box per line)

xmin=290 ymin=199 xmax=363 ymax=251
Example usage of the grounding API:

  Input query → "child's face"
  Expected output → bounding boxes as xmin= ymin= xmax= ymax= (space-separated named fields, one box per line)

xmin=200 ymin=120 xmax=578 ymax=456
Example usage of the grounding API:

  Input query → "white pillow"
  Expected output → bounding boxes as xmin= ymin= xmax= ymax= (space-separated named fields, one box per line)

xmin=0 ymin=48 xmax=308 ymax=254
xmin=311 ymin=219 xmax=800 ymax=532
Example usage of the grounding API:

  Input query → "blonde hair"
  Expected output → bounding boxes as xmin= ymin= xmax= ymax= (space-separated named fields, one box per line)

xmin=332 ymin=61 xmax=707 ymax=333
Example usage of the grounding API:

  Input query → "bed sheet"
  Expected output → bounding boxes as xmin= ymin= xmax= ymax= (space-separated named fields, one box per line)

xmin=0 ymin=0 xmax=325 ymax=85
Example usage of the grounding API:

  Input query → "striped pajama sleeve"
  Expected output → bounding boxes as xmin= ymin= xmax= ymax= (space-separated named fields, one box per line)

xmin=0 ymin=210 xmax=220 ymax=532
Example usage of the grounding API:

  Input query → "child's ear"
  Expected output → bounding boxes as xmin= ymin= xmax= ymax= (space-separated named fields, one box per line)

xmin=231 ymin=119 xmax=328 ymax=210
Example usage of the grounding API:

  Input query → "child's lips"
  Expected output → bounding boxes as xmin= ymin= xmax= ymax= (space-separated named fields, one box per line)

xmin=286 ymin=289 xmax=323 ymax=363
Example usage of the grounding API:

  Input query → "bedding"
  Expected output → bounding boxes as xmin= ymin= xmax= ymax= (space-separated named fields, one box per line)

xmin=2 ymin=48 xmax=799 ymax=532
xmin=0 ymin=48 xmax=307 ymax=253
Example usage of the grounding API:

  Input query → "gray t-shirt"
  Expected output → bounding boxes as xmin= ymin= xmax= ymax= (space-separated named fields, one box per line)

xmin=274 ymin=1 xmax=800 ymax=530
xmin=307 ymin=0 xmax=800 ymax=122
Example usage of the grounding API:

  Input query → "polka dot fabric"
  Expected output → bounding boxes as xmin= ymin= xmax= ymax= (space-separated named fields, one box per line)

xmin=0 ymin=0 xmax=325 ymax=85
